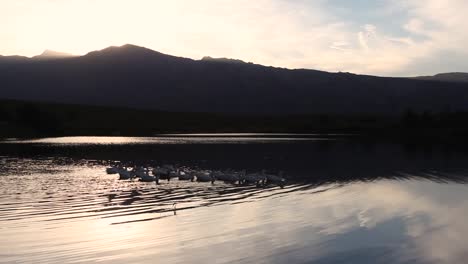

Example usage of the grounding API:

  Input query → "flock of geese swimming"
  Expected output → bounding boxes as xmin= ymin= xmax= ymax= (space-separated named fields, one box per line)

xmin=106 ymin=164 xmax=287 ymax=187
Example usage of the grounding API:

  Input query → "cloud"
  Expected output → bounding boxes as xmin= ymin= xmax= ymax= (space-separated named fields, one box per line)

xmin=404 ymin=18 xmax=426 ymax=35
xmin=385 ymin=0 xmax=468 ymax=74
xmin=330 ymin=41 xmax=351 ymax=52
xmin=0 ymin=0 xmax=467 ymax=76
xmin=357 ymin=24 xmax=377 ymax=51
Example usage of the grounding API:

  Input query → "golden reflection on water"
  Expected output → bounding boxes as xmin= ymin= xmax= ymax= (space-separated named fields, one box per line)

xmin=5 ymin=136 xmax=325 ymax=145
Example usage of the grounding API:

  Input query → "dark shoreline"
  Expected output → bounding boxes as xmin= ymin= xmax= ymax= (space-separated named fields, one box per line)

xmin=1 ymin=99 xmax=468 ymax=146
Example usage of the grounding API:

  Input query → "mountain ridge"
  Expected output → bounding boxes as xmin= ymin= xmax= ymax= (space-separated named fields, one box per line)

xmin=1 ymin=44 xmax=467 ymax=115
xmin=413 ymin=72 xmax=468 ymax=83
xmin=32 ymin=49 xmax=76 ymax=60
xmin=2 ymin=44 xmax=466 ymax=78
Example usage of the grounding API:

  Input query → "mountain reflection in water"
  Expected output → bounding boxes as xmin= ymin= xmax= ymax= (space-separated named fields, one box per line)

xmin=0 ymin=136 xmax=468 ymax=264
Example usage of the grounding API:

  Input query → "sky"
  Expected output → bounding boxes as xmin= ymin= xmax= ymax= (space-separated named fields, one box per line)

xmin=1 ymin=0 xmax=467 ymax=76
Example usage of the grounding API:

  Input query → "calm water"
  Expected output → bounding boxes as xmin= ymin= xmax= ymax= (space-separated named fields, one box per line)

xmin=1 ymin=136 xmax=468 ymax=263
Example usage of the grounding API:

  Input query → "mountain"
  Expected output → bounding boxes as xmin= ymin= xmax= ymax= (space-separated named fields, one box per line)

xmin=32 ymin=50 xmax=76 ymax=60
xmin=0 ymin=55 xmax=29 ymax=62
xmin=413 ymin=72 xmax=468 ymax=83
xmin=201 ymin=56 xmax=248 ymax=64
xmin=0 ymin=44 xmax=468 ymax=115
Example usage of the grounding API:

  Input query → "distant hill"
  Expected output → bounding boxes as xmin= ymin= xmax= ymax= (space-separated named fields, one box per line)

xmin=413 ymin=72 xmax=468 ymax=83
xmin=32 ymin=50 xmax=76 ymax=60
xmin=0 ymin=55 xmax=29 ymax=62
xmin=201 ymin=56 xmax=248 ymax=64
xmin=1 ymin=44 xmax=468 ymax=115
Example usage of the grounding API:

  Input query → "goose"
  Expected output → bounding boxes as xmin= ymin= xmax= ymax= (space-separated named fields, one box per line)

xmin=243 ymin=170 xmax=266 ymax=186
xmin=178 ymin=171 xmax=195 ymax=181
xmin=118 ymin=168 xmax=134 ymax=180
xmin=196 ymin=171 xmax=215 ymax=183
xmin=153 ymin=167 xmax=171 ymax=181
xmin=169 ymin=169 xmax=182 ymax=179
xmin=106 ymin=165 xmax=120 ymax=174
xmin=221 ymin=170 xmax=241 ymax=184
xmin=139 ymin=170 xmax=157 ymax=182
xmin=152 ymin=167 xmax=163 ymax=176
xmin=135 ymin=167 xmax=148 ymax=178
xmin=238 ymin=170 xmax=247 ymax=183
xmin=265 ymin=171 xmax=286 ymax=188
xmin=212 ymin=170 xmax=227 ymax=181
xmin=163 ymin=164 xmax=176 ymax=171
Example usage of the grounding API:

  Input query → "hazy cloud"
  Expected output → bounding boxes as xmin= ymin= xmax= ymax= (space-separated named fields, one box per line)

xmin=0 ymin=0 xmax=467 ymax=76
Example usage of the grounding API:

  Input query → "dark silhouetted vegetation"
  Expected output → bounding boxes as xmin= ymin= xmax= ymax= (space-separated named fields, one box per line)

xmin=1 ymin=99 xmax=468 ymax=145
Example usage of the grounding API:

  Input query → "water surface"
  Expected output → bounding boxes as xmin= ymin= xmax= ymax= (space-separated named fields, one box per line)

xmin=1 ymin=136 xmax=468 ymax=263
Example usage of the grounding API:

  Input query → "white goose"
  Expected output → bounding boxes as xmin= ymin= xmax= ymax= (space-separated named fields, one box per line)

xmin=196 ymin=171 xmax=215 ymax=183
xmin=243 ymin=170 xmax=266 ymax=185
xmin=265 ymin=171 xmax=286 ymax=187
xmin=212 ymin=170 xmax=227 ymax=181
xmin=169 ymin=169 xmax=182 ymax=179
xmin=220 ymin=170 xmax=241 ymax=183
xmin=135 ymin=167 xmax=147 ymax=178
xmin=139 ymin=170 xmax=157 ymax=182
xmin=163 ymin=164 xmax=176 ymax=171
xmin=106 ymin=166 xmax=120 ymax=174
xmin=153 ymin=167 xmax=171 ymax=181
xmin=178 ymin=170 xmax=195 ymax=181
xmin=118 ymin=167 xmax=134 ymax=180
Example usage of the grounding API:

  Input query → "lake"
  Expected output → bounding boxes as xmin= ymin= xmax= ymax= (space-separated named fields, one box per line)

xmin=1 ymin=135 xmax=468 ymax=264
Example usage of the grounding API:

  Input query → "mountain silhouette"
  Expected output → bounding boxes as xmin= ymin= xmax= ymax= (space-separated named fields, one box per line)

xmin=0 ymin=55 xmax=29 ymax=62
xmin=201 ymin=56 xmax=247 ymax=64
xmin=1 ymin=44 xmax=467 ymax=114
xmin=32 ymin=50 xmax=76 ymax=60
xmin=413 ymin=72 xmax=468 ymax=83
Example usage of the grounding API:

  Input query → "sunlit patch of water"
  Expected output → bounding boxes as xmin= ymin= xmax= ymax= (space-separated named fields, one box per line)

xmin=4 ymin=135 xmax=327 ymax=145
